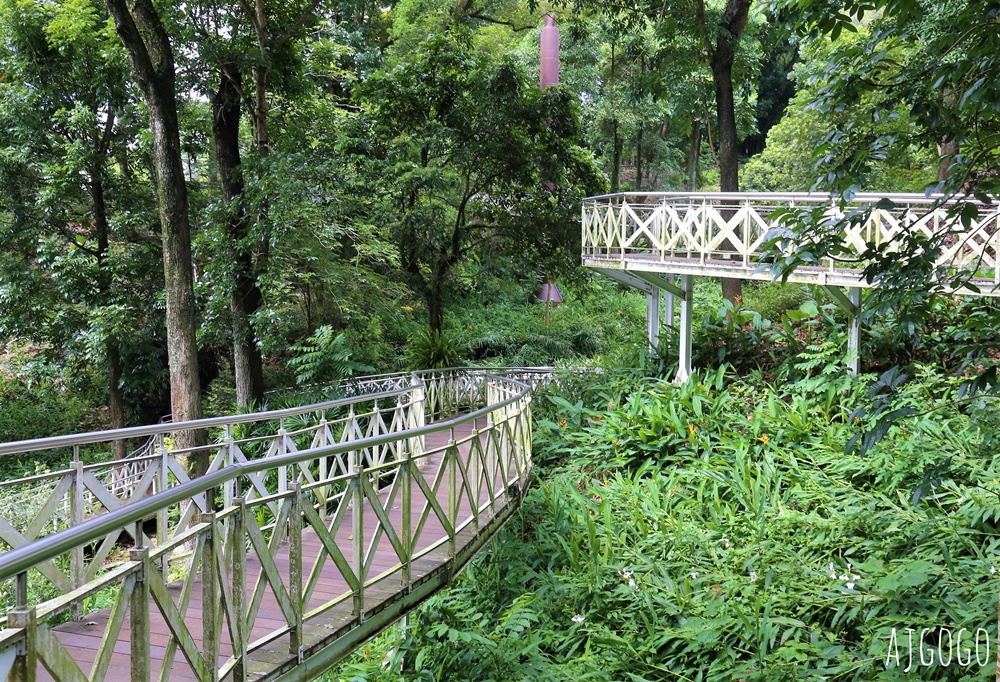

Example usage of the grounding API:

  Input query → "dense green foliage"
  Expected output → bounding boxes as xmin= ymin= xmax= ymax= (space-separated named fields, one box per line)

xmin=333 ymin=366 xmax=1000 ymax=681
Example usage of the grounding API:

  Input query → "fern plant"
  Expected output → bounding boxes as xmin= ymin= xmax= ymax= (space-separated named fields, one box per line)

xmin=287 ymin=326 xmax=373 ymax=385
xmin=404 ymin=329 xmax=463 ymax=370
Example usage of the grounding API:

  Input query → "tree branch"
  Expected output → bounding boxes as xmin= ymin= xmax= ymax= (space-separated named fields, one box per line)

xmin=467 ymin=12 xmax=534 ymax=32
xmin=273 ymin=0 xmax=324 ymax=51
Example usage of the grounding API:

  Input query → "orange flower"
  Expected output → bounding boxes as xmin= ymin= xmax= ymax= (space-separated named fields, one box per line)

xmin=758 ymin=434 xmax=769 ymax=445
xmin=687 ymin=424 xmax=696 ymax=436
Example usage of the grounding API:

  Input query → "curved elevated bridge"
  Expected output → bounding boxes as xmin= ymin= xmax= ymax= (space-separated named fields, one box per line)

xmin=583 ymin=192 xmax=1000 ymax=379
xmin=0 ymin=369 xmax=539 ymax=681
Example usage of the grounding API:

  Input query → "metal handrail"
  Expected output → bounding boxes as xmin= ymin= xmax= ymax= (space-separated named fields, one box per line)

xmin=0 ymin=374 xmax=528 ymax=582
xmin=581 ymin=191 xmax=991 ymax=204
xmin=0 ymin=386 xmax=415 ymax=458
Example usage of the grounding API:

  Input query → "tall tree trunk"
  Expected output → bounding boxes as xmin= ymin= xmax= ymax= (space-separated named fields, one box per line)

xmin=610 ymin=42 xmax=621 ymax=193
xmin=107 ymin=343 xmax=126 ymax=458
xmin=612 ymin=124 xmax=622 ymax=193
xmin=937 ymin=138 xmax=958 ymax=183
xmin=213 ymin=61 xmax=265 ymax=409
xmin=635 ymin=126 xmax=643 ymax=191
xmin=103 ymin=0 xmax=205 ymax=475
xmin=90 ymin=172 xmax=127 ymax=460
xmin=688 ymin=119 xmax=702 ymax=191
xmin=710 ymin=0 xmax=750 ymax=306
xmin=427 ymin=285 xmax=444 ymax=333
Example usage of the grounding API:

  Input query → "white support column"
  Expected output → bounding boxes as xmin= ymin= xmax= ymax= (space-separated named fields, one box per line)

xmin=847 ymin=286 xmax=861 ymax=376
xmin=646 ymin=288 xmax=660 ymax=348
xmin=676 ymin=275 xmax=693 ymax=384
xmin=663 ymin=274 xmax=675 ymax=331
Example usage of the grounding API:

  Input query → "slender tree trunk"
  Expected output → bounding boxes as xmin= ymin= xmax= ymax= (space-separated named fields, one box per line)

xmin=427 ymin=285 xmax=444 ymax=333
xmin=635 ymin=126 xmax=643 ymax=191
xmin=91 ymin=172 xmax=127 ymax=459
xmin=688 ymin=119 xmax=702 ymax=191
xmin=213 ymin=61 xmax=265 ymax=409
xmin=610 ymin=43 xmax=621 ymax=193
xmin=107 ymin=343 xmax=127 ymax=458
xmin=103 ymin=0 xmax=205 ymax=474
xmin=937 ymin=138 xmax=958 ymax=183
xmin=712 ymin=42 xmax=744 ymax=305
xmin=612 ymin=124 xmax=622 ymax=193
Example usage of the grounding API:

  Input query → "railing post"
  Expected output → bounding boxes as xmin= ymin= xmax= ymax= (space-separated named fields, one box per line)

xmin=350 ymin=448 xmax=364 ymax=620
xmin=8 ymin=572 xmax=36 ymax=682
xmin=448 ymin=434 xmax=457 ymax=560
xmin=224 ymin=425 xmax=235 ymax=511
xmin=318 ymin=416 xmax=329 ymax=517
xmin=289 ymin=484 xmax=303 ymax=657
xmin=156 ymin=433 xmax=169 ymax=576
xmin=232 ymin=500 xmax=248 ymax=682
xmin=70 ymin=450 xmax=84 ymax=622
xmin=401 ymin=434 xmax=412 ymax=591
xmin=277 ymin=422 xmax=288 ymax=500
xmin=130 ymin=524 xmax=150 ymax=682
xmin=200 ymin=512 xmax=218 ymax=682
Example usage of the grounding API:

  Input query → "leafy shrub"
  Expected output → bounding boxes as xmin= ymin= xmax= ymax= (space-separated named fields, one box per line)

xmin=0 ymin=378 xmax=98 ymax=478
xmin=288 ymin=326 xmax=374 ymax=384
xmin=404 ymin=329 xmax=463 ymax=370
xmin=338 ymin=366 xmax=1000 ymax=681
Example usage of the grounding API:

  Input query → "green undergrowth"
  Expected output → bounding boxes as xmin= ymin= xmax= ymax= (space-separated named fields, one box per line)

xmin=331 ymin=366 xmax=1000 ymax=681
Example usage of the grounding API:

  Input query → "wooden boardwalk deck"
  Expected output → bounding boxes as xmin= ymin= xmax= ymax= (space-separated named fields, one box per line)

xmin=43 ymin=417 xmax=513 ymax=681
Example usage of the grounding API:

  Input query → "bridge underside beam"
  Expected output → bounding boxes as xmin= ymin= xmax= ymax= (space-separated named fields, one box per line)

xmin=584 ymin=258 xmax=1000 ymax=297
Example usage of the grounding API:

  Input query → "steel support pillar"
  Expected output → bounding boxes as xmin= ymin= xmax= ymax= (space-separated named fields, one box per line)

xmin=847 ymin=286 xmax=861 ymax=376
xmin=646 ymin=288 xmax=660 ymax=348
xmin=663 ymin=275 xmax=675 ymax=332
xmin=676 ymin=275 xmax=693 ymax=384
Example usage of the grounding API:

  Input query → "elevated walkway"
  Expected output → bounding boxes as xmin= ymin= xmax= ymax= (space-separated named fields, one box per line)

xmin=0 ymin=369 xmax=541 ymax=681
xmin=582 ymin=192 xmax=1000 ymax=379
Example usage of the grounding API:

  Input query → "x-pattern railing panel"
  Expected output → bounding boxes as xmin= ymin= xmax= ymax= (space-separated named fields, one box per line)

xmin=0 ymin=369 xmax=540 ymax=681
xmin=582 ymin=192 xmax=1000 ymax=292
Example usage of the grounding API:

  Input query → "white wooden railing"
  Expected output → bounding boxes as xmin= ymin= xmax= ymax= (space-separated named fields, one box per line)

xmin=582 ymin=192 xmax=1000 ymax=293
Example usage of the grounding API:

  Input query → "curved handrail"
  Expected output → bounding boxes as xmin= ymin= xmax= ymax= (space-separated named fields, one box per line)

xmin=0 ymin=374 xmax=529 ymax=583
xmin=0 ymin=367 xmax=539 ymax=681
xmin=0 ymin=385 xmax=415 ymax=458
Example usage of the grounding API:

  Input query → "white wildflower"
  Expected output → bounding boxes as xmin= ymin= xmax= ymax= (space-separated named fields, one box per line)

xmin=571 ymin=614 xmax=585 ymax=624
xmin=992 ymin=565 xmax=996 ymax=575
xmin=628 ymin=578 xmax=636 ymax=588
xmin=749 ymin=571 xmax=758 ymax=583
xmin=722 ymin=537 xmax=731 ymax=549
xmin=690 ymin=572 xmax=698 ymax=579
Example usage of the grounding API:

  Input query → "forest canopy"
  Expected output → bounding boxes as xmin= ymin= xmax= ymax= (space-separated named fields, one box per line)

xmin=0 ymin=0 xmax=990 ymax=445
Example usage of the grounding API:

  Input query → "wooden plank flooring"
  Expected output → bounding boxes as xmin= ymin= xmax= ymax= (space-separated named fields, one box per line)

xmin=44 ymin=417 xmax=519 ymax=681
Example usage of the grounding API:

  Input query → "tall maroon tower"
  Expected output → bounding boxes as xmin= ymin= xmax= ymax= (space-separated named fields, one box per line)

xmin=540 ymin=15 xmax=559 ymax=90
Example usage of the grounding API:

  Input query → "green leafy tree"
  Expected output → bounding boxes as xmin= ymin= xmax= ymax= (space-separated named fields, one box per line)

xmin=762 ymin=0 xmax=1000 ymax=452
xmin=0 ymin=0 xmax=167 ymax=453
xmin=102 ymin=0 xmax=206 ymax=465
xmin=363 ymin=33 xmax=601 ymax=332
